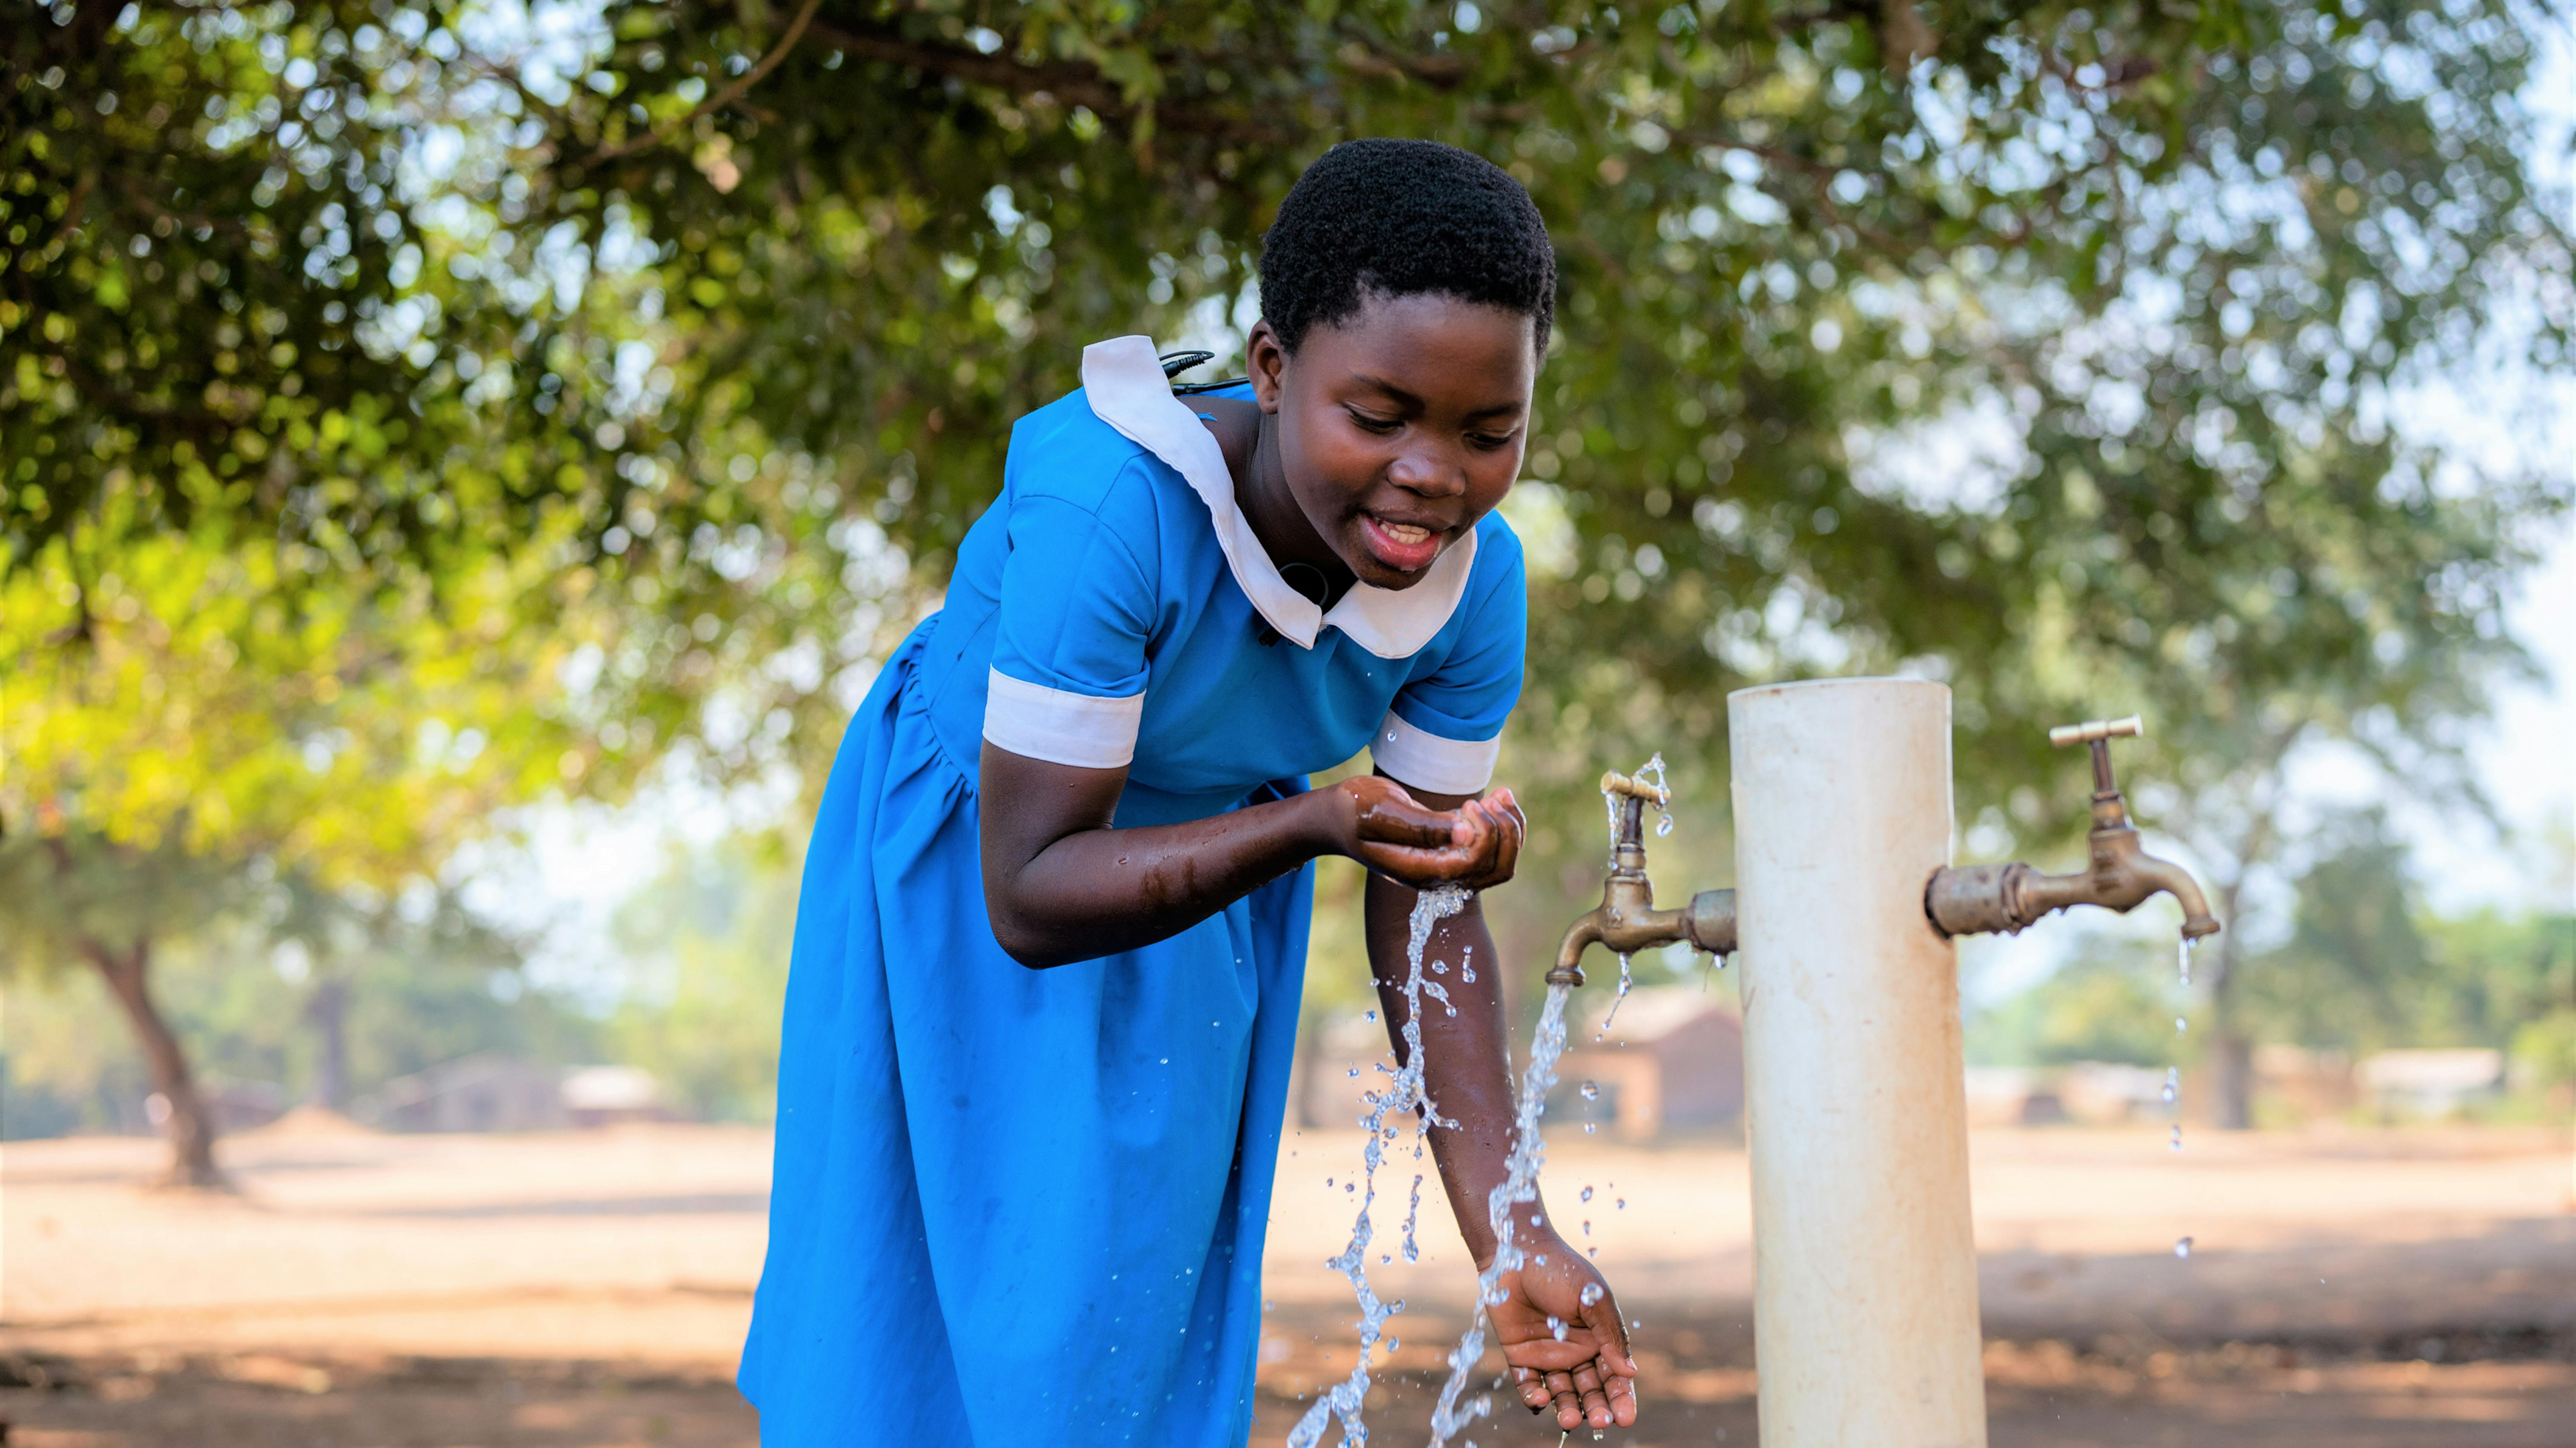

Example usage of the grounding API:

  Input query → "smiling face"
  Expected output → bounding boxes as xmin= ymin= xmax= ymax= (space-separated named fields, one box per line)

xmin=1249 ymin=291 xmax=1537 ymax=591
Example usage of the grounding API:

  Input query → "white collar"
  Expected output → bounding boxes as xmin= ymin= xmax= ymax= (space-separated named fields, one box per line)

xmin=1079 ymin=335 xmax=1478 ymax=660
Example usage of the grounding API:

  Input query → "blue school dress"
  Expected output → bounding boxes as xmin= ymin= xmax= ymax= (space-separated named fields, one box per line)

xmin=738 ymin=336 xmax=1527 ymax=1447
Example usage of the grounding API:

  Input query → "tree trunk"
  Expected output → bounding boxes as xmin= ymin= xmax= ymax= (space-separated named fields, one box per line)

xmin=85 ymin=935 xmax=229 ymax=1189
xmin=2207 ymin=1029 xmax=2256 ymax=1131
xmin=304 ymin=975 xmax=350 ymax=1112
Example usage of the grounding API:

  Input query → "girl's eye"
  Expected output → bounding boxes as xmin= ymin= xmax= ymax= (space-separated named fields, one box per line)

xmin=1468 ymin=431 xmax=1518 ymax=451
xmin=1346 ymin=409 xmax=1402 ymax=434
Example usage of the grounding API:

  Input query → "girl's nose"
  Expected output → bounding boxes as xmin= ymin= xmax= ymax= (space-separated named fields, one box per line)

xmin=1387 ymin=443 xmax=1468 ymax=497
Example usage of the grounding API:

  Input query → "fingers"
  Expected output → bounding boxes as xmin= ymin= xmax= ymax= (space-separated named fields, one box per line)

xmin=1350 ymin=789 xmax=1455 ymax=850
xmin=1546 ymin=1366 xmax=1582 ymax=1429
xmin=1583 ymin=1277 xmax=1637 ymax=1379
xmin=1469 ymin=788 xmax=1524 ymax=887
xmin=1515 ymin=1364 xmax=1548 ymax=1413
xmin=1603 ymin=1354 xmax=1640 ymax=1426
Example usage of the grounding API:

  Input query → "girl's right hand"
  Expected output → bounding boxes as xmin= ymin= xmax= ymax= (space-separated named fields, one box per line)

xmin=1328 ymin=777 xmax=1523 ymax=891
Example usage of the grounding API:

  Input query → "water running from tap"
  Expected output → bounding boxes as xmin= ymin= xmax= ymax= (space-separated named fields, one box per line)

xmin=1288 ymin=884 xmax=1470 ymax=1448
xmin=2169 ymin=940 xmax=2198 ymax=1159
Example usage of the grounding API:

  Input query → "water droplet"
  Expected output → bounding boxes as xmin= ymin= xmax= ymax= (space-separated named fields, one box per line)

xmin=1615 ymin=1199 xmax=1626 ymax=1210
xmin=1656 ymin=815 xmax=1673 ymax=837
xmin=2170 ymin=1124 xmax=2183 ymax=1152
xmin=1580 ymin=1185 xmax=1594 ymax=1202
xmin=1583 ymin=1123 xmax=1596 ymax=1134
xmin=1347 ymin=1067 xmax=1360 ymax=1078
xmin=1365 ymin=1010 xmax=1377 ymax=1021
xmin=2175 ymin=1015 xmax=2188 ymax=1034
xmin=2174 ymin=1236 xmax=2194 ymax=1258
xmin=1579 ymin=1080 xmax=1600 ymax=1101
xmin=1547 ymin=1315 xmax=1568 ymax=1341
xmin=1581 ymin=1282 xmax=1604 ymax=1307
xmin=1159 ymin=1057 xmax=1169 ymax=1064
xmin=2162 ymin=1067 xmax=2179 ymax=1105
xmin=1581 ymin=1219 xmax=1591 ymax=1235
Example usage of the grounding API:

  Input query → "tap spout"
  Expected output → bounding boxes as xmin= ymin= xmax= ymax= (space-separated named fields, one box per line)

xmin=1549 ymin=887 xmax=1736 ymax=987
xmin=1927 ymin=713 xmax=2222 ymax=943
xmin=1547 ymin=769 xmax=1736 ymax=986
xmin=1926 ymin=826 xmax=2220 ymax=940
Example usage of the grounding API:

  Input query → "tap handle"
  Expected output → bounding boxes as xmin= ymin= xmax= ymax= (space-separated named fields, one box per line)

xmin=2046 ymin=715 xmax=2143 ymax=747
xmin=1599 ymin=770 xmax=1671 ymax=807
xmin=2049 ymin=714 xmax=2142 ymax=807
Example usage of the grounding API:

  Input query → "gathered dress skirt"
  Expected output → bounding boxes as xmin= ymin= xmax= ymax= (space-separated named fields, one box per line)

xmin=738 ymin=620 xmax=1315 ymax=1447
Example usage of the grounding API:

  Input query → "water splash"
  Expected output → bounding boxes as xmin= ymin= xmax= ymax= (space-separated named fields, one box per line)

xmin=1426 ymin=978 xmax=1577 ymax=1447
xmin=1635 ymin=753 xmax=1672 ymax=840
xmin=1289 ymin=885 xmax=1470 ymax=1448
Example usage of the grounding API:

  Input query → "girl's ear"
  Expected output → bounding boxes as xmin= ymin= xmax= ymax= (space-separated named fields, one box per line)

xmin=1246 ymin=320 xmax=1288 ymax=415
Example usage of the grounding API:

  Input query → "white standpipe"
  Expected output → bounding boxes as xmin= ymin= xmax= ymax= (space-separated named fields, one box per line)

xmin=1729 ymin=678 xmax=1985 ymax=1447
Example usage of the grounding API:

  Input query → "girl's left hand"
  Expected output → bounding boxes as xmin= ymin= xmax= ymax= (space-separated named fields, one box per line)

xmin=1485 ymin=1227 xmax=1640 ymax=1431
xmin=1333 ymin=778 xmax=1524 ymax=891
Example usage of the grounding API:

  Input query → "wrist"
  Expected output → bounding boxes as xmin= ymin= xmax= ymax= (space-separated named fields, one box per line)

xmin=1469 ymin=1196 xmax=1552 ymax=1272
xmin=1298 ymin=780 xmax=1359 ymax=860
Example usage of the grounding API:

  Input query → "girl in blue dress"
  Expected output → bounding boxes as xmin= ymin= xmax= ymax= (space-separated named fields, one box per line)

xmin=740 ymin=139 xmax=1640 ymax=1445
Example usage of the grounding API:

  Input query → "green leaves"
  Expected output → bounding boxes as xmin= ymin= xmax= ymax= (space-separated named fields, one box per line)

xmin=8 ymin=0 xmax=2567 ymax=892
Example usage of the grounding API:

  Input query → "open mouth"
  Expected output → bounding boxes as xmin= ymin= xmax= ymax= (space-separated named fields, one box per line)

xmin=1359 ymin=514 xmax=1446 ymax=572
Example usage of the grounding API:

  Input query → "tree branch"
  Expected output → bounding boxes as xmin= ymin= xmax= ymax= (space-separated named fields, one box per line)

xmin=590 ymin=0 xmax=824 ymax=164
xmin=798 ymin=18 xmax=1294 ymax=145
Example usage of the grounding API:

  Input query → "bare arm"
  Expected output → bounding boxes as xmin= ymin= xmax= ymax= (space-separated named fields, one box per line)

xmin=1367 ymin=778 xmax=1640 ymax=1433
xmin=974 ymin=744 xmax=1519 ymax=968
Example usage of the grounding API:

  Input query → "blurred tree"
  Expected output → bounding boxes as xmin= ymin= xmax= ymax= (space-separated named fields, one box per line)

xmin=2241 ymin=808 xmax=2576 ymax=1061
xmin=0 ymin=833 xmax=239 ymax=1180
xmin=0 ymin=883 xmax=602 ymax=1140
xmin=605 ymin=834 xmax=797 ymax=1119
xmin=0 ymin=520 xmax=618 ymax=1183
xmin=1964 ymin=946 xmax=2181 ymax=1069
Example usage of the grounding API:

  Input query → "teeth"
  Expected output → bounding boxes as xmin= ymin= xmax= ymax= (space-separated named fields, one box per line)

xmin=1375 ymin=519 xmax=1431 ymax=544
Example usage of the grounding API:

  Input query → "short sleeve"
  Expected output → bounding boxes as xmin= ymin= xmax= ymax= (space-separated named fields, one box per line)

xmin=1369 ymin=524 xmax=1527 ymax=796
xmin=984 ymin=490 xmax=1158 ymax=769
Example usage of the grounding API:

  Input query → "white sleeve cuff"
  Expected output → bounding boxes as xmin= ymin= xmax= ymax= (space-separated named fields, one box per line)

xmin=1368 ymin=710 xmax=1502 ymax=796
xmin=982 ymin=669 xmax=1144 ymax=769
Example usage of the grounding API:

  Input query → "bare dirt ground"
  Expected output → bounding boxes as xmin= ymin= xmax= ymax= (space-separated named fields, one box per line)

xmin=4 ymin=1118 xmax=2570 ymax=1445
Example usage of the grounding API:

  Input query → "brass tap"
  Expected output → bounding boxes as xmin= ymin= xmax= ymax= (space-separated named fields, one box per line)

xmin=1924 ymin=715 xmax=2222 ymax=941
xmin=1547 ymin=769 xmax=1737 ymax=987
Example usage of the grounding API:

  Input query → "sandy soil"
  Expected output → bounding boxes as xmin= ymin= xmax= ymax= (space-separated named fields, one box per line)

xmin=4 ymin=1119 xmax=2570 ymax=1445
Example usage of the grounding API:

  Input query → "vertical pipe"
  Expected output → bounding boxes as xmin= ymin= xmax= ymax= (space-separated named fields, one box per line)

xmin=1729 ymin=678 xmax=1985 ymax=1447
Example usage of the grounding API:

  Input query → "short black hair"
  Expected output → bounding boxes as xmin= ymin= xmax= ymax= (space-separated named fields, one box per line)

xmin=1258 ymin=139 xmax=1556 ymax=356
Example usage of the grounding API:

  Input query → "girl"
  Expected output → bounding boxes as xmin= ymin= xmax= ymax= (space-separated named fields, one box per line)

xmin=740 ymin=139 xmax=1639 ymax=1445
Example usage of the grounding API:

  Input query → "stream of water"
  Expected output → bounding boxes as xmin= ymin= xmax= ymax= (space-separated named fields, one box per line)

xmin=1425 ymin=977 xmax=1574 ymax=1448
xmin=1287 ymin=884 xmax=1470 ymax=1448
xmin=1300 ymin=766 xmax=1664 ymax=1445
